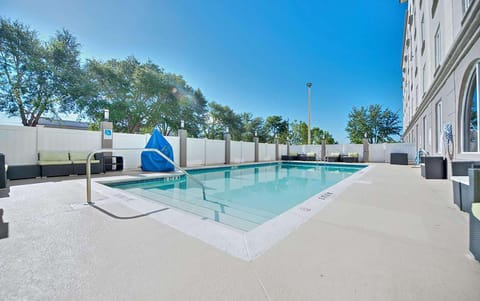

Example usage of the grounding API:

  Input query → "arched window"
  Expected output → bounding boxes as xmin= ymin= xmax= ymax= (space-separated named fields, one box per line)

xmin=463 ymin=62 xmax=480 ymax=152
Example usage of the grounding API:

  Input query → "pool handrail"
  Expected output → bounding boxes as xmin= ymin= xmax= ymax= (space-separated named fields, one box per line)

xmin=86 ymin=148 xmax=207 ymax=204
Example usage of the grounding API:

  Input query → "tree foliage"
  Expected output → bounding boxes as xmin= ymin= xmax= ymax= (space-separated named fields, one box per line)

xmin=263 ymin=115 xmax=289 ymax=143
xmin=0 ymin=18 xmax=85 ymax=126
xmin=345 ymin=104 xmax=401 ymax=144
xmin=82 ymin=57 xmax=207 ymax=134
xmin=289 ymin=120 xmax=335 ymax=144
xmin=204 ymin=102 xmax=242 ymax=140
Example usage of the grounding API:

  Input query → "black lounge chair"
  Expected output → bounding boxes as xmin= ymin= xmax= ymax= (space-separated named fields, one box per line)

xmin=281 ymin=152 xmax=298 ymax=160
xmin=326 ymin=152 xmax=340 ymax=162
xmin=342 ymin=152 xmax=359 ymax=163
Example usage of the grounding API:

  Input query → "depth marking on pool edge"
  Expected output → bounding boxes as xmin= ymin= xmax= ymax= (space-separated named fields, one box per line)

xmin=317 ymin=191 xmax=333 ymax=200
xmin=299 ymin=192 xmax=334 ymax=211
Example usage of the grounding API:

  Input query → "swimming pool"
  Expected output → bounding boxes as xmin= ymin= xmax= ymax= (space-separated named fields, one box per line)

xmin=107 ymin=162 xmax=366 ymax=231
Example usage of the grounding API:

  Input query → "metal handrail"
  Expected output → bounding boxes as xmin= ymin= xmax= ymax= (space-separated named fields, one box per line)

xmin=86 ymin=148 xmax=207 ymax=203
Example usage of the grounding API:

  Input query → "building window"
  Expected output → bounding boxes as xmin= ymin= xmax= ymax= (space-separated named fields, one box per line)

xmin=464 ymin=0 xmax=473 ymax=13
xmin=416 ymin=85 xmax=419 ymax=107
xmin=436 ymin=101 xmax=443 ymax=153
xmin=423 ymin=116 xmax=427 ymax=150
xmin=422 ymin=64 xmax=427 ymax=93
xmin=416 ymin=124 xmax=419 ymax=150
xmin=420 ymin=15 xmax=425 ymax=42
xmin=431 ymin=0 xmax=439 ymax=18
xmin=463 ymin=62 xmax=480 ymax=152
xmin=434 ymin=26 xmax=441 ymax=68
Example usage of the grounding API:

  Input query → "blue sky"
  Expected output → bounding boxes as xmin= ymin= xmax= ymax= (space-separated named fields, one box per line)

xmin=1 ymin=0 xmax=407 ymax=143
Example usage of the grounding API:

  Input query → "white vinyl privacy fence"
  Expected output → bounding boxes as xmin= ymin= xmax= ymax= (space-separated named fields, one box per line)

xmin=0 ymin=125 xmax=416 ymax=169
xmin=0 ymin=125 xmax=281 ymax=169
xmin=370 ymin=143 xmax=416 ymax=163
xmin=231 ymin=141 xmax=255 ymax=164
xmin=291 ymin=143 xmax=416 ymax=163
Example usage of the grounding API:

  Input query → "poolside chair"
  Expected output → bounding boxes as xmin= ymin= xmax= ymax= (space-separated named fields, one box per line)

xmin=305 ymin=152 xmax=316 ymax=161
xmin=342 ymin=152 xmax=359 ymax=163
xmin=282 ymin=152 xmax=298 ymax=160
xmin=326 ymin=152 xmax=340 ymax=162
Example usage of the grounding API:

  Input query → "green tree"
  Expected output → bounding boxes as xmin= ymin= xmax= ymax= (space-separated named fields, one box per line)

xmin=83 ymin=57 xmax=164 ymax=133
xmin=289 ymin=120 xmax=308 ymax=144
xmin=289 ymin=120 xmax=335 ymax=144
xmin=346 ymin=104 xmax=401 ymax=144
xmin=158 ymin=75 xmax=208 ymax=137
xmin=0 ymin=18 xmax=85 ymax=126
xmin=205 ymin=102 xmax=242 ymax=140
xmin=264 ymin=115 xmax=289 ymax=143
xmin=311 ymin=127 xmax=335 ymax=144
xmin=239 ymin=112 xmax=265 ymax=142
xmin=83 ymin=58 xmax=208 ymax=135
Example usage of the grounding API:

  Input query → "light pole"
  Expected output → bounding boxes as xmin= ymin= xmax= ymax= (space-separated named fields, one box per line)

xmin=306 ymin=82 xmax=312 ymax=144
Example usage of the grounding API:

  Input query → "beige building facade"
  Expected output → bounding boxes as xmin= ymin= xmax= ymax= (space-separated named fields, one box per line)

xmin=401 ymin=0 xmax=480 ymax=160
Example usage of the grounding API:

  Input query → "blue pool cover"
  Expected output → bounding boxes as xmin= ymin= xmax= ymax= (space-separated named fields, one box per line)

xmin=141 ymin=129 xmax=174 ymax=172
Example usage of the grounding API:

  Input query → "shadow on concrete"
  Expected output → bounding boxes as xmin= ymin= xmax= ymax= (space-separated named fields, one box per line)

xmin=90 ymin=204 xmax=169 ymax=220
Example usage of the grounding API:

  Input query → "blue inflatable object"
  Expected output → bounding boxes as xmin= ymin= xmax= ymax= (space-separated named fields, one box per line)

xmin=141 ymin=129 xmax=175 ymax=172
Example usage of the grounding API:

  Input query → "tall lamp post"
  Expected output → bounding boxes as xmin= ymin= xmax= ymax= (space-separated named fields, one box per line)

xmin=306 ymin=82 xmax=312 ymax=144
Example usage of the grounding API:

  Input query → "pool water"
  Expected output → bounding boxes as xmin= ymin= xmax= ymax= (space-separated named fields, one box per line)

xmin=107 ymin=162 xmax=365 ymax=231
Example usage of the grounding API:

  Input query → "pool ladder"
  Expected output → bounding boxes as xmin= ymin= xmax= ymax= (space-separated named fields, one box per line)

xmin=85 ymin=148 xmax=207 ymax=204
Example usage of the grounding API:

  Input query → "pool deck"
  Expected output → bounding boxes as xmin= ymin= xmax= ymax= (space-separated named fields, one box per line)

xmin=1 ymin=163 xmax=479 ymax=300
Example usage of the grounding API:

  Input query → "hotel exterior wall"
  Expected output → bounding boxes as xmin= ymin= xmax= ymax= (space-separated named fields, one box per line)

xmin=401 ymin=0 xmax=480 ymax=160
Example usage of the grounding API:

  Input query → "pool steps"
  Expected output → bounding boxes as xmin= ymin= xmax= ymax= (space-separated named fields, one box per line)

xmin=127 ymin=187 xmax=274 ymax=231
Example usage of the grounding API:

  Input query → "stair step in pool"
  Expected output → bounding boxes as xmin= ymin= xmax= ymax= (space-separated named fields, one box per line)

xmin=150 ymin=187 xmax=272 ymax=225
xmin=120 ymin=177 xmax=277 ymax=220
xmin=128 ymin=188 xmax=260 ymax=231
xmin=157 ymin=186 xmax=276 ymax=220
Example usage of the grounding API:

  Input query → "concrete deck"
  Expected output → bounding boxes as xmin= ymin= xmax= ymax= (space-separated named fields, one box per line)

xmin=1 ymin=164 xmax=479 ymax=300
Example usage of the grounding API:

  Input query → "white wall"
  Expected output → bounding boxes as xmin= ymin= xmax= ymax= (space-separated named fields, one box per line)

xmin=112 ymin=132 xmax=150 ymax=169
xmin=258 ymin=143 xmax=276 ymax=161
xmin=369 ymin=144 xmax=386 ymax=163
xmin=242 ymin=142 xmax=255 ymax=162
xmin=205 ymin=139 xmax=224 ymax=165
xmin=38 ymin=127 xmax=101 ymax=152
xmin=187 ymin=138 xmax=206 ymax=167
xmin=231 ymin=141 xmax=256 ymax=164
xmin=2 ymin=125 xmax=416 ymax=168
xmin=0 ymin=125 xmax=37 ymax=164
xmin=164 ymin=136 xmax=180 ymax=165
xmin=385 ymin=143 xmax=416 ymax=163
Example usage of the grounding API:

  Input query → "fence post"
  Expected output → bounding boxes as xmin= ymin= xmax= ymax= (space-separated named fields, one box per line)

xmin=254 ymin=137 xmax=259 ymax=162
xmin=321 ymin=139 xmax=326 ymax=161
xmin=100 ymin=121 xmax=113 ymax=171
xmin=224 ymin=133 xmax=231 ymax=165
xmin=363 ymin=138 xmax=369 ymax=163
xmin=179 ymin=129 xmax=187 ymax=167
xmin=274 ymin=138 xmax=279 ymax=161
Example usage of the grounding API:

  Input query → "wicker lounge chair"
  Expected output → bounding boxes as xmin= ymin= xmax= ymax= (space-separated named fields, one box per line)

xmin=281 ymin=152 xmax=299 ymax=160
xmin=326 ymin=152 xmax=340 ymax=162
xmin=342 ymin=152 xmax=359 ymax=163
xmin=71 ymin=151 xmax=103 ymax=175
